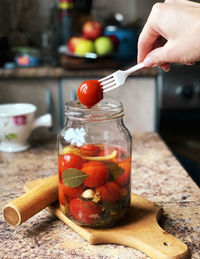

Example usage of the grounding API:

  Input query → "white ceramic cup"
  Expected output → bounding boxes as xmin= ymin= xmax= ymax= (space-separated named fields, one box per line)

xmin=0 ymin=103 xmax=52 ymax=152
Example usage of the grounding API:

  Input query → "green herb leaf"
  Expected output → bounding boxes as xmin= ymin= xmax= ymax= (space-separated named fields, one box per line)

xmin=5 ymin=133 xmax=18 ymax=140
xmin=107 ymin=162 xmax=124 ymax=181
xmin=62 ymin=168 xmax=88 ymax=188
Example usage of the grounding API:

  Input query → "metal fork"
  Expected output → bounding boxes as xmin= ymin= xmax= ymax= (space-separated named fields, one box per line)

xmin=99 ymin=62 xmax=145 ymax=93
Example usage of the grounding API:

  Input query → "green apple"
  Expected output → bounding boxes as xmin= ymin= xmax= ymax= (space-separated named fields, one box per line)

xmin=94 ymin=36 xmax=114 ymax=56
xmin=75 ymin=39 xmax=94 ymax=56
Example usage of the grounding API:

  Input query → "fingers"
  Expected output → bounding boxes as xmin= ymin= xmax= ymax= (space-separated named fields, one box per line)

xmin=153 ymin=36 xmax=165 ymax=49
xmin=137 ymin=1 xmax=200 ymax=68
xmin=143 ymin=40 xmax=195 ymax=68
xmin=142 ymin=56 xmax=171 ymax=72
xmin=137 ymin=3 xmax=167 ymax=64
xmin=182 ymin=62 xmax=195 ymax=66
xmin=137 ymin=21 xmax=160 ymax=63
xmin=143 ymin=41 xmax=174 ymax=66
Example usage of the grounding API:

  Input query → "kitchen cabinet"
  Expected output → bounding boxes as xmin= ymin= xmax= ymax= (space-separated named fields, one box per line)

xmin=0 ymin=79 xmax=60 ymax=135
xmin=61 ymin=77 xmax=157 ymax=132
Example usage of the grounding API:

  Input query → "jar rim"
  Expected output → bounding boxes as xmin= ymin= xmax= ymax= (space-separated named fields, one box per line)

xmin=65 ymin=99 xmax=124 ymax=121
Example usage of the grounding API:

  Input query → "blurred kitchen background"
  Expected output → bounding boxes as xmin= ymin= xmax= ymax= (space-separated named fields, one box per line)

xmin=0 ymin=0 xmax=199 ymax=185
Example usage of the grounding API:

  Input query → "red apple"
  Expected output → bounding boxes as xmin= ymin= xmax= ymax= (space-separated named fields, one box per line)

xmin=108 ymin=35 xmax=119 ymax=51
xmin=82 ymin=21 xmax=104 ymax=41
xmin=67 ymin=37 xmax=84 ymax=53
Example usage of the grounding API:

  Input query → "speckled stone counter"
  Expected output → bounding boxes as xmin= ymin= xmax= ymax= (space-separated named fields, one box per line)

xmin=0 ymin=133 xmax=199 ymax=259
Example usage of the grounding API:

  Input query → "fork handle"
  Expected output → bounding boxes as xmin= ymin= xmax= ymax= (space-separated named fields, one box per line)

xmin=124 ymin=62 xmax=145 ymax=76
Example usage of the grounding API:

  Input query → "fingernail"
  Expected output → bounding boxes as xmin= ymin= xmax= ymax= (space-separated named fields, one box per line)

xmin=143 ymin=56 xmax=154 ymax=67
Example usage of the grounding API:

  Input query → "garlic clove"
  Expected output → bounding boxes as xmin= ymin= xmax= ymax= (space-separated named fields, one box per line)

xmin=81 ymin=189 xmax=95 ymax=199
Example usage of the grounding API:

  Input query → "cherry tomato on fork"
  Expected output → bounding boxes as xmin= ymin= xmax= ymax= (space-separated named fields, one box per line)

xmin=77 ymin=80 xmax=103 ymax=108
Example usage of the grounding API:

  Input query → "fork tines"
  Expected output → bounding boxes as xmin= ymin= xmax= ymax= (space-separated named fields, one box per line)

xmin=99 ymin=75 xmax=117 ymax=93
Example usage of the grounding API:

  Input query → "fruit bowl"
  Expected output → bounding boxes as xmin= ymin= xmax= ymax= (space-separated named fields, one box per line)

xmin=58 ymin=46 xmax=120 ymax=70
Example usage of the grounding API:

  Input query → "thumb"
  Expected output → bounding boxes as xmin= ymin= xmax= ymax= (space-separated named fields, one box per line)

xmin=143 ymin=42 xmax=174 ymax=67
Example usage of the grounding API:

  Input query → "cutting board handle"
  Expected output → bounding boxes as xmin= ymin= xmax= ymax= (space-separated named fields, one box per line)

xmin=98 ymin=223 xmax=189 ymax=259
xmin=90 ymin=207 xmax=189 ymax=259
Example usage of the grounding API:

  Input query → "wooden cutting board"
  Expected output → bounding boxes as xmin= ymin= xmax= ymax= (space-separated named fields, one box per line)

xmin=24 ymin=178 xmax=189 ymax=259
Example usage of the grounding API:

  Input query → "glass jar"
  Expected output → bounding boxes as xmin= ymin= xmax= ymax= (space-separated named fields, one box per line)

xmin=57 ymin=99 xmax=132 ymax=227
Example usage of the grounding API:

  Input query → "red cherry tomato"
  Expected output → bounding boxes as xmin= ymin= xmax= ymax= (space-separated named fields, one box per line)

xmin=69 ymin=198 xmax=101 ymax=224
xmin=99 ymin=146 xmax=127 ymax=161
xmin=77 ymin=80 xmax=103 ymax=108
xmin=96 ymin=181 xmax=121 ymax=202
xmin=60 ymin=183 xmax=84 ymax=198
xmin=120 ymin=187 xmax=129 ymax=197
xmin=58 ymin=153 xmax=84 ymax=172
xmin=98 ymin=148 xmax=115 ymax=157
xmin=81 ymin=161 xmax=108 ymax=187
xmin=115 ymin=158 xmax=131 ymax=187
xmin=58 ymin=184 xmax=67 ymax=205
xmin=80 ymin=144 xmax=100 ymax=156
xmin=58 ymin=153 xmax=85 ymax=182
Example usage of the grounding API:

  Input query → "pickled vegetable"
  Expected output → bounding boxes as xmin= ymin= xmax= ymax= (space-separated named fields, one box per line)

xmin=58 ymin=144 xmax=131 ymax=227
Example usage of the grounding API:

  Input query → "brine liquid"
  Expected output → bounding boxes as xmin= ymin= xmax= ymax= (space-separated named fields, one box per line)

xmin=58 ymin=144 xmax=131 ymax=227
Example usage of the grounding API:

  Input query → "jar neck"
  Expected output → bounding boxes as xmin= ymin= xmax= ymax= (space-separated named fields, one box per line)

xmin=65 ymin=99 xmax=124 ymax=122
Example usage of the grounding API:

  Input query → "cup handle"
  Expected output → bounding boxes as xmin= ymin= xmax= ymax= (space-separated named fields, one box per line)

xmin=32 ymin=114 xmax=52 ymax=129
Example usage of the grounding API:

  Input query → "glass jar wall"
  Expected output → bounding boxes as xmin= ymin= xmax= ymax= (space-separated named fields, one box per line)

xmin=57 ymin=99 xmax=132 ymax=227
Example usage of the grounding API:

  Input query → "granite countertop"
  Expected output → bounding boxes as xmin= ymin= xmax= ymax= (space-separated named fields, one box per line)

xmin=0 ymin=132 xmax=199 ymax=259
xmin=0 ymin=66 xmax=157 ymax=79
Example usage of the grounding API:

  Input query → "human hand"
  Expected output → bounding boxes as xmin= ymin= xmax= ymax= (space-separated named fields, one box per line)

xmin=137 ymin=0 xmax=200 ymax=71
